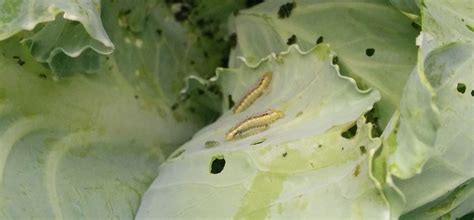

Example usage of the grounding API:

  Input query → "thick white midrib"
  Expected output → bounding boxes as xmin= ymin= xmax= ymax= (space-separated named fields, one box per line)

xmin=46 ymin=131 xmax=105 ymax=220
xmin=0 ymin=116 xmax=53 ymax=187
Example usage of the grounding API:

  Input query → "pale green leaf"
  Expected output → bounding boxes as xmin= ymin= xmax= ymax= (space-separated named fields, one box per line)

xmin=137 ymin=45 xmax=387 ymax=219
xmin=229 ymin=0 xmax=419 ymax=127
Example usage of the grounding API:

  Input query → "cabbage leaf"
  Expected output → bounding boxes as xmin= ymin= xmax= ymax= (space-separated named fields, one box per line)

xmin=137 ymin=45 xmax=388 ymax=219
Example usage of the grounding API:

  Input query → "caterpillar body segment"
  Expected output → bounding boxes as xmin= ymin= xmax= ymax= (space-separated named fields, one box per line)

xmin=233 ymin=72 xmax=273 ymax=113
xmin=225 ymin=109 xmax=284 ymax=141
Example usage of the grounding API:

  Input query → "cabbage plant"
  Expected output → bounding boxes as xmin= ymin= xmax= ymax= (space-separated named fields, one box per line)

xmin=0 ymin=0 xmax=472 ymax=219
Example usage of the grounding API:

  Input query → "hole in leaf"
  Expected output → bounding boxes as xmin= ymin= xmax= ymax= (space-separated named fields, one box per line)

xmin=332 ymin=56 xmax=339 ymax=65
xmin=245 ymin=0 xmax=264 ymax=8
xmin=229 ymin=33 xmax=237 ymax=48
xmin=341 ymin=124 xmax=357 ymax=139
xmin=457 ymin=83 xmax=466 ymax=94
xmin=466 ymin=24 xmax=474 ymax=32
xmin=364 ymin=108 xmax=381 ymax=137
xmin=316 ymin=36 xmax=323 ymax=44
xmin=366 ymin=48 xmax=375 ymax=57
xmin=411 ymin=22 xmax=421 ymax=30
xmin=210 ymin=156 xmax=226 ymax=174
xmin=278 ymin=2 xmax=295 ymax=18
xmin=286 ymin=34 xmax=297 ymax=45
xmin=459 ymin=211 xmax=474 ymax=220
xmin=359 ymin=146 xmax=367 ymax=155
xmin=228 ymin=95 xmax=235 ymax=109
xmin=171 ymin=103 xmax=179 ymax=110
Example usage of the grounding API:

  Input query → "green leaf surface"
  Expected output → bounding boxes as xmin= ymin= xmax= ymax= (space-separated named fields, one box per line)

xmin=400 ymin=179 xmax=474 ymax=220
xmin=370 ymin=1 xmax=474 ymax=219
xmin=0 ymin=0 xmax=236 ymax=218
xmin=389 ymin=0 xmax=421 ymax=21
xmin=0 ymin=0 xmax=113 ymax=47
xmin=229 ymin=0 xmax=419 ymax=127
xmin=137 ymin=45 xmax=388 ymax=219
xmin=0 ymin=0 xmax=114 ymax=77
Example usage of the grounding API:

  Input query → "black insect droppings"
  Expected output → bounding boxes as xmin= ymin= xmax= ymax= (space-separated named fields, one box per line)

xmin=471 ymin=90 xmax=474 ymax=97
xmin=13 ymin=56 xmax=25 ymax=66
xmin=134 ymin=95 xmax=139 ymax=99
xmin=366 ymin=48 xmax=375 ymax=57
xmin=316 ymin=36 xmax=323 ymax=44
xmin=278 ymin=2 xmax=295 ymax=19
xmin=457 ymin=83 xmax=466 ymax=94
xmin=282 ymin=152 xmax=288 ymax=157
xmin=246 ymin=0 xmax=264 ymax=8
xmin=197 ymin=89 xmax=205 ymax=95
xmin=287 ymin=34 xmax=297 ymax=45
xmin=210 ymin=156 xmax=226 ymax=174
xmin=156 ymin=29 xmax=162 ymax=35
xmin=318 ymin=144 xmax=322 ymax=148
xmin=341 ymin=124 xmax=358 ymax=139
xmin=38 ymin=74 xmax=47 ymax=79
xmin=203 ymin=51 xmax=209 ymax=57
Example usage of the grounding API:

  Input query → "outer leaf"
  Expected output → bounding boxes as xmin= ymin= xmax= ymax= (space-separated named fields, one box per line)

xmin=387 ymin=0 xmax=474 ymax=180
xmin=400 ymin=179 xmax=474 ymax=220
xmin=22 ymin=17 xmax=108 ymax=77
xmin=370 ymin=0 xmax=474 ymax=219
xmin=0 ymin=0 xmax=113 ymax=48
xmin=0 ymin=0 xmax=114 ymax=77
xmin=137 ymin=45 xmax=388 ymax=219
xmin=229 ymin=0 xmax=419 ymax=127
xmin=0 ymin=0 xmax=234 ymax=218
